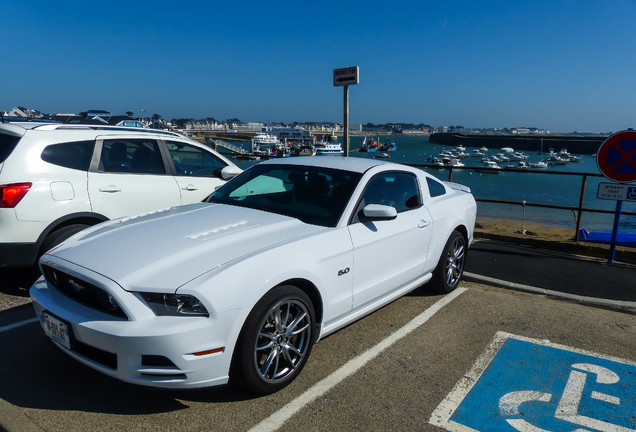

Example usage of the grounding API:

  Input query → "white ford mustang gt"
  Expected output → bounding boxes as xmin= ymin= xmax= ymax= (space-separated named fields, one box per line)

xmin=30 ymin=156 xmax=476 ymax=394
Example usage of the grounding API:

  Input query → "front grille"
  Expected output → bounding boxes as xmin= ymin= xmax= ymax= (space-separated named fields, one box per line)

xmin=142 ymin=355 xmax=177 ymax=367
xmin=75 ymin=340 xmax=118 ymax=369
xmin=42 ymin=265 xmax=128 ymax=319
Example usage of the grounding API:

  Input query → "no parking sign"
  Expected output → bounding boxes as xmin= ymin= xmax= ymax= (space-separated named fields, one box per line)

xmin=597 ymin=130 xmax=636 ymax=183
xmin=595 ymin=130 xmax=636 ymax=263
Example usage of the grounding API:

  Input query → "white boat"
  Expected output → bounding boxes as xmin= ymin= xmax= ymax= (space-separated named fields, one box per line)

xmin=251 ymin=133 xmax=280 ymax=155
xmin=496 ymin=153 xmax=510 ymax=162
xmin=446 ymin=158 xmax=464 ymax=167
xmin=528 ymin=161 xmax=548 ymax=168
xmin=501 ymin=147 xmax=514 ymax=153
xmin=559 ymin=149 xmax=581 ymax=162
xmin=510 ymin=151 xmax=529 ymax=161
xmin=471 ymin=149 xmax=485 ymax=157
xmin=456 ymin=145 xmax=466 ymax=151
xmin=314 ymin=141 xmax=344 ymax=155
xmin=507 ymin=161 xmax=529 ymax=170
xmin=545 ymin=152 xmax=569 ymax=165
xmin=477 ymin=160 xmax=502 ymax=173
xmin=427 ymin=156 xmax=445 ymax=166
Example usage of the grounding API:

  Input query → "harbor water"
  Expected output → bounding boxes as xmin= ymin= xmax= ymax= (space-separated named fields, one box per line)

xmin=226 ymin=135 xmax=636 ymax=233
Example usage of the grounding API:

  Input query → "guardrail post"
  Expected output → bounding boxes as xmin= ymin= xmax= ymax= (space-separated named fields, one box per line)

xmin=520 ymin=200 xmax=527 ymax=234
xmin=574 ymin=175 xmax=588 ymax=243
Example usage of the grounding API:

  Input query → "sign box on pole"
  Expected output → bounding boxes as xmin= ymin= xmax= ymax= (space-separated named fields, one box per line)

xmin=333 ymin=66 xmax=359 ymax=87
xmin=597 ymin=182 xmax=636 ymax=202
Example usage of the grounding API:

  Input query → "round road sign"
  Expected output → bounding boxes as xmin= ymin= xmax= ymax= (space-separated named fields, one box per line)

xmin=596 ymin=130 xmax=636 ymax=183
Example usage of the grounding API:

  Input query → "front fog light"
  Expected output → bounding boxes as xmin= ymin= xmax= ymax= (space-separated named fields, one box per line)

xmin=140 ymin=293 xmax=209 ymax=317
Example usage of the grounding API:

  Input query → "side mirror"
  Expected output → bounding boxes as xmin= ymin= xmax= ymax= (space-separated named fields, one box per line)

xmin=361 ymin=204 xmax=397 ymax=221
xmin=221 ymin=165 xmax=242 ymax=180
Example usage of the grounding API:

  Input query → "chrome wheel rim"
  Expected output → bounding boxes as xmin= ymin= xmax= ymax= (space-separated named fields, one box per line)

xmin=254 ymin=299 xmax=312 ymax=383
xmin=444 ymin=237 xmax=466 ymax=288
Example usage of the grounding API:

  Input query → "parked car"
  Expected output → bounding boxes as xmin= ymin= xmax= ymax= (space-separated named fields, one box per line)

xmin=0 ymin=122 xmax=241 ymax=268
xmin=30 ymin=156 xmax=476 ymax=394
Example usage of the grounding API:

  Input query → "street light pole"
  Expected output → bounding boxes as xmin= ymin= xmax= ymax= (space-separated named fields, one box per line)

xmin=343 ymin=85 xmax=349 ymax=156
xmin=333 ymin=66 xmax=359 ymax=157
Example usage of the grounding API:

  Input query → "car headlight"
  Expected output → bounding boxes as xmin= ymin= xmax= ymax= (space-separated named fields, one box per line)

xmin=140 ymin=293 xmax=209 ymax=317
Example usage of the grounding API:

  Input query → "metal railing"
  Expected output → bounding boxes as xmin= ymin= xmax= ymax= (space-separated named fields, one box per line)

xmin=205 ymin=138 xmax=251 ymax=155
xmin=412 ymin=164 xmax=636 ymax=241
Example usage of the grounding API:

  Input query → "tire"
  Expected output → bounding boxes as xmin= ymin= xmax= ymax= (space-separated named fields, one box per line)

xmin=232 ymin=285 xmax=315 ymax=394
xmin=40 ymin=224 xmax=90 ymax=256
xmin=430 ymin=230 xmax=467 ymax=293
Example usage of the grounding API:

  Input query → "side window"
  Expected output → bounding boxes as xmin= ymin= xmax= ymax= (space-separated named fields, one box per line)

xmin=362 ymin=172 xmax=421 ymax=212
xmin=100 ymin=139 xmax=164 ymax=174
xmin=41 ymin=141 xmax=95 ymax=171
xmin=166 ymin=141 xmax=227 ymax=177
xmin=426 ymin=177 xmax=447 ymax=197
xmin=0 ymin=133 xmax=21 ymax=164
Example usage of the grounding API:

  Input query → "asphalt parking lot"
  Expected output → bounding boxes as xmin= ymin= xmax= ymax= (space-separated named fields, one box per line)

xmin=1 ymin=270 xmax=634 ymax=431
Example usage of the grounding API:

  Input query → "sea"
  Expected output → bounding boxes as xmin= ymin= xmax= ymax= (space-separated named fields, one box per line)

xmin=225 ymin=135 xmax=636 ymax=233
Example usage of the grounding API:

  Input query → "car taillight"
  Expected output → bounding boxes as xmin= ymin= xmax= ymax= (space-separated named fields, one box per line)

xmin=0 ymin=183 xmax=32 ymax=208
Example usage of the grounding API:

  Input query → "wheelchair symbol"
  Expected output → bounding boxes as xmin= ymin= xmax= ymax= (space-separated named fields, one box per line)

xmin=499 ymin=363 xmax=632 ymax=432
xmin=627 ymin=186 xmax=636 ymax=201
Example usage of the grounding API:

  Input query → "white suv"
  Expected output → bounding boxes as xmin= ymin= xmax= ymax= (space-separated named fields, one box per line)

xmin=0 ymin=122 xmax=242 ymax=268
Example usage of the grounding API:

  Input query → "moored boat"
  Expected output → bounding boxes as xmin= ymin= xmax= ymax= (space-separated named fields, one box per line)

xmin=477 ymin=160 xmax=503 ymax=173
xmin=315 ymin=141 xmax=344 ymax=155
xmin=506 ymin=161 xmax=529 ymax=170
xmin=360 ymin=137 xmax=379 ymax=152
xmin=251 ymin=133 xmax=280 ymax=155
xmin=528 ymin=161 xmax=548 ymax=168
xmin=380 ymin=140 xmax=397 ymax=151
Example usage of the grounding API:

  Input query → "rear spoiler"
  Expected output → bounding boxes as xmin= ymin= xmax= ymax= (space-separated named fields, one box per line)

xmin=444 ymin=181 xmax=471 ymax=193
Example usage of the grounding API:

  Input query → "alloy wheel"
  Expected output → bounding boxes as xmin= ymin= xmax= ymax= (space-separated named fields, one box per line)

xmin=254 ymin=299 xmax=312 ymax=383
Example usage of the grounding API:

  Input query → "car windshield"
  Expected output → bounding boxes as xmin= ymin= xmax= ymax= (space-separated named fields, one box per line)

xmin=207 ymin=164 xmax=362 ymax=227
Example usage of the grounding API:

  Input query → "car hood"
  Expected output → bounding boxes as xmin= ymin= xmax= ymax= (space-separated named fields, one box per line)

xmin=46 ymin=203 xmax=323 ymax=292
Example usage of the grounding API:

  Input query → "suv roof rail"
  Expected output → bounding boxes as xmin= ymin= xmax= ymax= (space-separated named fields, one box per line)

xmin=29 ymin=124 xmax=184 ymax=137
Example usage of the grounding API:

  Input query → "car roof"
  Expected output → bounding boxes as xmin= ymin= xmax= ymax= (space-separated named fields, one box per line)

xmin=0 ymin=122 xmax=184 ymax=138
xmin=258 ymin=156 xmax=396 ymax=174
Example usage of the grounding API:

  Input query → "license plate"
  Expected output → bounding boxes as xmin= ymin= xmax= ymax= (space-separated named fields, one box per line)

xmin=42 ymin=312 xmax=71 ymax=350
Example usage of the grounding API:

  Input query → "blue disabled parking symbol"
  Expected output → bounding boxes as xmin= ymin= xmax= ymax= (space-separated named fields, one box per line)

xmin=430 ymin=332 xmax=635 ymax=431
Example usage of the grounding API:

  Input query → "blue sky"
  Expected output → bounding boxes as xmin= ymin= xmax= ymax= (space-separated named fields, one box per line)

xmin=3 ymin=0 xmax=636 ymax=132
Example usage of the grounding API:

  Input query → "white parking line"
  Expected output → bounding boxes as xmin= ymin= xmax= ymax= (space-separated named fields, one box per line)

xmin=0 ymin=317 xmax=39 ymax=334
xmin=248 ymin=287 xmax=467 ymax=432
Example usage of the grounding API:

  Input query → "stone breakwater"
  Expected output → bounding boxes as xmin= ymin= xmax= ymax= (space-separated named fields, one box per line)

xmin=429 ymin=133 xmax=608 ymax=154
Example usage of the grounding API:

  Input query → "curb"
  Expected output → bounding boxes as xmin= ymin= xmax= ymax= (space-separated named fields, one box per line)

xmin=464 ymin=272 xmax=636 ymax=314
xmin=0 ymin=398 xmax=43 ymax=432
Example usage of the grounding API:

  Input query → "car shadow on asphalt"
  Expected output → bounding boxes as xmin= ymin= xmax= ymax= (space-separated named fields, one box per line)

xmin=1 ymin=322 xmax=281 ymax=418
xmin=0 ymin=268 xmax=39 ymax=297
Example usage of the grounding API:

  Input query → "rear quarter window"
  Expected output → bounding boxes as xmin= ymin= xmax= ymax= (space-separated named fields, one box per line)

xmin=426 ymin=177 xmax=447 ymax=197
xmin=41 ymin=141 xmax=95 ymax=171
xmin=0 ymin=133 xmax=21 ymax=164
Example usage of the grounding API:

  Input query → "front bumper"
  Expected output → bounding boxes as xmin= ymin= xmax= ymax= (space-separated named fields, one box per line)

xmin=30 ymin=276 xmax=248 ymax=389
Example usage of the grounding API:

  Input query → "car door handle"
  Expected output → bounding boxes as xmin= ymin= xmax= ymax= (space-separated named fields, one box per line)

xmin=181 ymin=184 xmax=198 ymax=191
xmin=418 ymin=219 xmax=431 ymax=228
xmin=98 ymin=185 xmax=122 ymax=193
